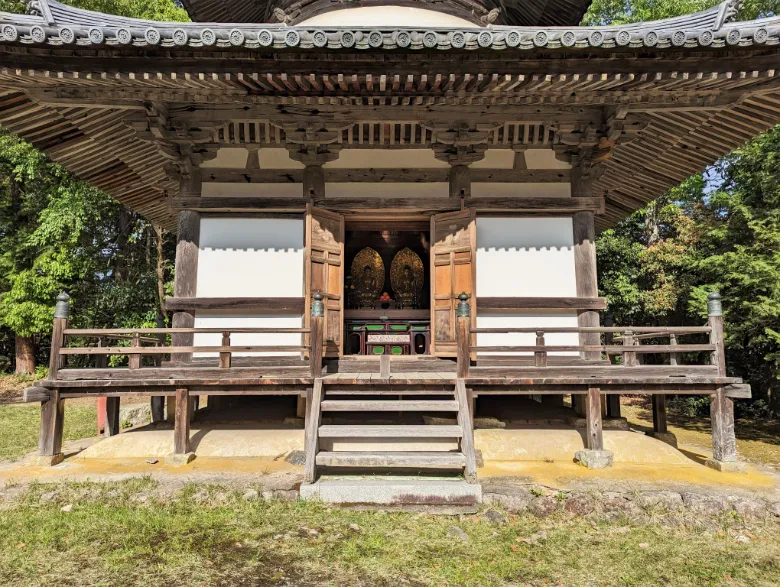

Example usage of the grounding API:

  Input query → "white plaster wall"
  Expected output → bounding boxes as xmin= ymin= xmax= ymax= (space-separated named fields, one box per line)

xmin=299 ymin=6 xmax=474 ymax=27
xmin=324 ymin=182 xmax=449 ymax=198
xmin=525 ymin=149 xmax=571 ymax=170
xmin=476 ymin=217 xmax=578 ymax=355
xmin=471 ymin=182 xmax=571 ymax=198
xmin=202 ymin=183 xmax=302 ymax=198
xmin=258 ymin=148 xmax=305 ymax=169
xmin=195 ymin=218 xmax=304 ymax=356
xmin=324 ymin=149 xmax=448 ymax=169
xmin=471 ymin=150 xmax=516 ymax=169
xmin=200 ymin=148 xmax=249 ymax=169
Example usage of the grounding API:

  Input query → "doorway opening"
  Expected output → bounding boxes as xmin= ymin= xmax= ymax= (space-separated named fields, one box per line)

xmin=343 ymin=221 xmax=431 ymax=356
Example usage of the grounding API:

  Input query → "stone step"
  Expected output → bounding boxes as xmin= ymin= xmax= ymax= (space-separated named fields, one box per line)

xmin=315 ymin=451 xmax=466 ymax=468
xmin=318 ymin=424 xmax=463 ymax=438
xmin=300 ymin=477 xmax=482 ymax=507
xmin=320 ymin=400 xmax=459 ymax=412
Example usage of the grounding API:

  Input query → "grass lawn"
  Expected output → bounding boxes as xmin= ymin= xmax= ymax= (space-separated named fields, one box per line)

xmin=0 ymin=404 xmax=97 ymax=461
xmin=621 ymin=398 xmax=780 ymax=469
xmin=0 ymin=479 xmax=778 ymax=587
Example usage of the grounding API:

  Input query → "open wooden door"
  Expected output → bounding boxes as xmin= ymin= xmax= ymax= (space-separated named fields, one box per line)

xmin=430 ymin=209 xmax=476 ymax=357
xmin=305 ymin=207 xmax=345 ymax=357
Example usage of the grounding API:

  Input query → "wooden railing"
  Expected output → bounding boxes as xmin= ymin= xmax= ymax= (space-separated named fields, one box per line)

xmin=453 ymin=292 xmax=726 ymax=379
xmin=47 ymin=293 xmax=326 ymax=379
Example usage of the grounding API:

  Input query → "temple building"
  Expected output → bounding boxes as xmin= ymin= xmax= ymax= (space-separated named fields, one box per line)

xmin=4 ymin=0 xmax=777 ymax=503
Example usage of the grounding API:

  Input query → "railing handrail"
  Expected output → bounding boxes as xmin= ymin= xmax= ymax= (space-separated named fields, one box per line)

xmin=470 ymin=326 xmax=711 ymax=334
xmin=469 ymin=344 xmax=715 ymax=354
xmin=63 ymin=327 xmax=311 ymax=335
xmin=60 ymin=345 xmax=308 ymax=356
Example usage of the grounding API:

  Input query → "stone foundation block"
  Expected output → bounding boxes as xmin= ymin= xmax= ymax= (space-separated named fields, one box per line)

xmin=165 ymin=452 xmax=196 ymax=466
xmin=704 ymin=458 xmax=747 ymax=473
xmin=574 ymin=449 xmax=614 ymax=469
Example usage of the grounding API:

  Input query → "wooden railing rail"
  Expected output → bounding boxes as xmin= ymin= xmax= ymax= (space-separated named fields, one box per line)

xmin=455 ymin=292 xmax=726 ymax=376
xmin=48 ymin=292 xmax=327 ymax=378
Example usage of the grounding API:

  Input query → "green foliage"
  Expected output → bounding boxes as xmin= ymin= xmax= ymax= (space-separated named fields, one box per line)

xmin=0 ymin=0 xmax=189 ymax=20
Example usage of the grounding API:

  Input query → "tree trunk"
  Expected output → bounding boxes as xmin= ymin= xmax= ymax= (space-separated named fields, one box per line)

xmin=153 ymin=223 xmax=167 ymax=320
xmin=15 ymin=334 xmax=36 ymax=375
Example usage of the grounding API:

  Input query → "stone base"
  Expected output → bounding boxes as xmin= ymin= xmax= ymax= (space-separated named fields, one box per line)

xmin=165 ymin=452 xmax=196 ymax=466
xmin=34 ymin=453 xmax=64 ymax=466
xmin=574 ymin=449 xmax=614 ymax=469
xmin=704 ymin=458 xmax=748 ymax=473
xmin=648 ymin=431 xmax=678 ymax=449
xmin=300 ymin=477 xmax=482 ymax=507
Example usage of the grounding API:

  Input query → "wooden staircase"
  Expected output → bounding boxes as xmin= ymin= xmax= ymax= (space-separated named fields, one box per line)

xmin=303 ymin=378 xmax=477 ymax=484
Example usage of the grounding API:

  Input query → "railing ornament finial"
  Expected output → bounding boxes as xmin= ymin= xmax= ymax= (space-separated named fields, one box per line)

xmin=54 ymin=292 xmax=70 ymax=319
xmin=707 ymin=291 xmax=723 ymax=317
xmin=312 ymin=291 xmax=325 ymax=317
xmin=457 ymin=292 xmax=471 ymax=318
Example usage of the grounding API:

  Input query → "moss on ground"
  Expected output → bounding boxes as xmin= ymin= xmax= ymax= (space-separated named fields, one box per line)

xmin=0 ymin=480 xmax=778 ymax=586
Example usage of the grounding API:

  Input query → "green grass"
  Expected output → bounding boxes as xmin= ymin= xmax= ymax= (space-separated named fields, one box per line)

xmin=0 ymin=480 xmax=779 ymax=586
xmin=0 ymin=404 xmax=97 ymax=461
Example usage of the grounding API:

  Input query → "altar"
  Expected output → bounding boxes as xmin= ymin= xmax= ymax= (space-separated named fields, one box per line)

xmin=343 ymin=225 xmax=431 ymax=355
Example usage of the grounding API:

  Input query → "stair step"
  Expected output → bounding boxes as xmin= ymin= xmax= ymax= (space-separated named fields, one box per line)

xmin=324 ymin=388 xmax=454 ymax=395
xmin=320 ymin=400 xmax=459 ymax=412
xmin=316 ymin=451 xmax=466 ymax=468
xmin=318 ymin=425 xmax=463 ymax=438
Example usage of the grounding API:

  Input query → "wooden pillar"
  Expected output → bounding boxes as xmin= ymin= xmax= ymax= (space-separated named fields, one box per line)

xmin=171 ymin=209 xmax=200 ymax=363
xmin=151 ymin=313 xmax=166 ymax=420
xmin=573 ymin=209 xmax=600 ymax=359
xmin=705 ymin=292 xmax=742 ymax=471
xmin=455 ymin=293 xmax=471 ymax=379
xmin=38 ymin=389 xmax=65 ymax=465
xmin=173 ymin=387 xmax=191 ymax=455
xmin=303 ymin=163 xmax=325 ymax=199
xmin=49 ymin=292 xmax=70 ymax=381
xmin=105 ymin=397 xmax=121 ymax=436
xmin=651 ymin=395 xmax=667 ymax=434
xmin=584 ymin=386 xmax=603 ymax=450
xmin=166 ymin=396 xmax=176 ymax=422
xmin=606 ymin=395 xmax=622 ymax=418
xmin=310 ymin=293 xmax=324 ymax=378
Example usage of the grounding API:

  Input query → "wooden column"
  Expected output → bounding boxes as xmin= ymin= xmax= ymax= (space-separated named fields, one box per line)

xmin=173 ymin=387 xmax=191 ymax=455
xmin=39 ymin=292 xmax=69 ymax=465
xmin=455 ymin=293 xmax=471 ymax=379
xmin=105 ymin=397 xmax=121 ymax=437
xmin=38 ymin=389 xmax=64 ymax=465
xmin=705 ymin=292 xmax=742 ymax=471
xmin=573 ymin=171 xmax=600 ymax=416
xmin=584 ymin=386 xmax=604 ymax=450
xmin=303 ymin=163 xmax=325 ymax=199
xmin=171 ymin=209 xmax=200 ymax=363
xmin=310 ymin=293 xmax=324 ymax=378
xmin=151 ymin=314 xmax=166 ymax=421
xmin=651 ymin=395 xmax=667 ymax=434
xmin=48 ymin=292 xmax=69 ymax=381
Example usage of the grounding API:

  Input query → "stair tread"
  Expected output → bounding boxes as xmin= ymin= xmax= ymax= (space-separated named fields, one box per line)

xmin=318 ymin=424 xmax=463 ymax=438
xmin=316 ymin=451 xmax=466 ymax=467
xmin=320 ymin=400 xmax=459 ymax=411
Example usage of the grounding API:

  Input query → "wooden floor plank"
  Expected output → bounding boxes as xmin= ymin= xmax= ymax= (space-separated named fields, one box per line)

xmin=318 ymin=425 xmax=463 ymax=438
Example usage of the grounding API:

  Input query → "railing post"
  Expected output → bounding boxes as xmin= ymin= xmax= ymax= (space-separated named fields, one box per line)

xmin=669 ymin=333 xmax=680 ymax=366
xmin=49 ymin=292 xmax=69 ymax=380
xmin=310 ymin=292 xmax=324 ymax=378
xmin=128 ymin=332 xmax=141 ymax=370
xmin=705 ymin=292 xmax=744 ymax=472
xmin=534 ymin=330 xmax=547 ymax=367
xmin=219 ymin=331 xmax=232 ymax=369
xmin=150 ymin=314 xmax=166 ymax=422
xmin=622 ymin=330 xmax=637 ymax=367
xmin=456 ymin=293 xmax=471 ymax=379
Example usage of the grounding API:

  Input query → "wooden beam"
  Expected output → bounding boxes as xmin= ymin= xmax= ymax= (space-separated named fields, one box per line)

xmin=165 ymin=297 xmax=305 ymax=313
xmin=173 ymin=196 xmax=604 ymax=214
xmin=584 ymin=385 xmax=603 ymax=450
xmin=23 ymin=386 xmax=51 ymax=403
xmin=478 ymin=297 xmax=607 ymax=311
xmin=202 ymin=169 xmax=569 ymax=184
xmin=303 ymin=378 xmax=323 ymax=483
xmin=38 ymin=389 xmax=64 ymax=462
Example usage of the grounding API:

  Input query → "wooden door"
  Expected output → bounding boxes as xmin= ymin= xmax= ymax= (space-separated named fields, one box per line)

xmin=305 ymin=207 xmax=345 ymax=357
xmin=430 ymin=209 xmax=476 ymax=357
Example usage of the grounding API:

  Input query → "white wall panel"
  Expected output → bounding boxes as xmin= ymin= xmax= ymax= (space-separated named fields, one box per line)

xmin=195 ymin=218 xmax=304 ymax=356
xmin=476 ymin=217 xmax=578 ymax=354
xmin=324 ymin=182 xmax=449 ymax=198
xmin=471 ymin=182 xmax=571 ymax=198
xmin=202 ymin=183 xmax=302 ymax=198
